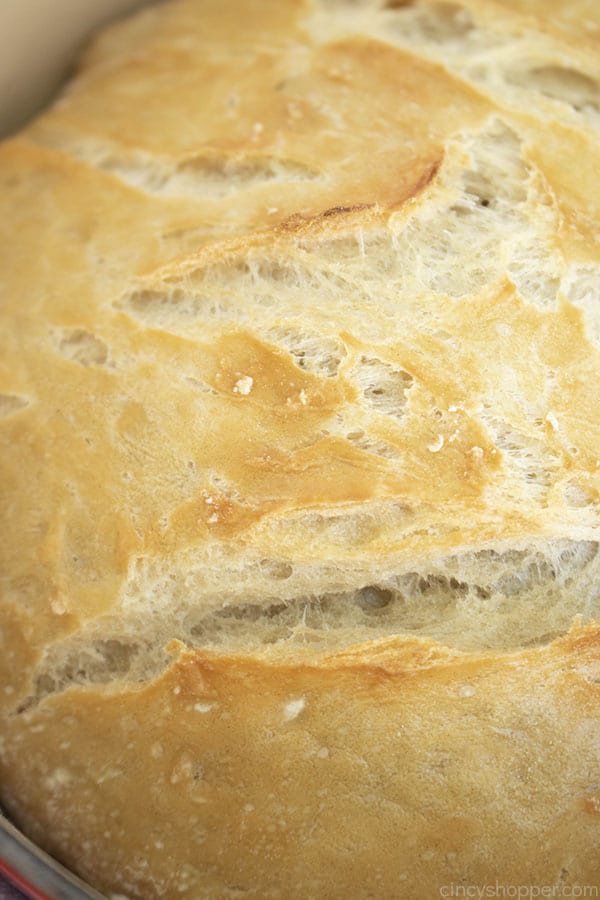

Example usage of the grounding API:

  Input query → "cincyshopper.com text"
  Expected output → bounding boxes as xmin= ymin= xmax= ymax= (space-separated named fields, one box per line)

xmin=440 ymin=884 xmax=599 ymax=899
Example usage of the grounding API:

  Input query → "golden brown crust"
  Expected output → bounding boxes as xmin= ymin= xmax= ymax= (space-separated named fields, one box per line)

xmin=1 ymin=0 xmax=600 ymax=896
xmin=2 ymin=626 xmax=600 ymax=898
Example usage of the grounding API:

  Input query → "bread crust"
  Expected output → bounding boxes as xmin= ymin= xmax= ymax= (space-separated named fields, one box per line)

xmin=1 ymin=0 xmax=600 ymax=896
xmin=2 ymin=627 xmax=600 ymax=897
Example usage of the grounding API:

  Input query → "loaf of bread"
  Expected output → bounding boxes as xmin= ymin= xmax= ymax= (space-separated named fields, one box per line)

xmin=1 ymin=0 xmax=600 ymax=896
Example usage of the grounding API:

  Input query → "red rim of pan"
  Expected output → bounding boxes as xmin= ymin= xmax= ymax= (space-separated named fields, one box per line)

xmin=0 ymin=857 xmax=54 ymax=900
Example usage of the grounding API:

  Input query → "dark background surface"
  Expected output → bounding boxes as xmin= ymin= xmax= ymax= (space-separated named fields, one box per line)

xmin=0 ymin=876 xmax=26 ymax=900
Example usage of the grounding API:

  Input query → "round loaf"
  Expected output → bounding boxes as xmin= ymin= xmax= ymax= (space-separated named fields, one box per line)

xmin=1 ymin=0 xmax=600 ymax=896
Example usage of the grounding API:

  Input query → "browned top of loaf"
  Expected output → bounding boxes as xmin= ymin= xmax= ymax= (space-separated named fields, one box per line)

xmin=0 ymin=0 xmax=600 ymax=698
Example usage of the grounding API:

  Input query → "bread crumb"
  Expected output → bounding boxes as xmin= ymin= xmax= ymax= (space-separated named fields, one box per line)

xmin=45 ymin=767 xmax=72 ymax=790
xmin=173 ymin=686 xmax=181 ymax=696
xmin=50 ymin=595 xmax=69 ymax=615
xmin=243 ymin=803 xmax=255 ymax=813
xmin=233 ymin=375 xmax=253 ymax=395
xmin=546 ymin=411 xmax=559 ymax=431
xmin=283 ymin=697 xmax=305 ymax=720
xmin=458 ymin=685 xmax=475 ymax=697
xmin=491 ymin=726 xmax=515 ymax=737
xmin=193 ymin=702 xmax=216 ymax=713
xmin=299 ymin=389 xmax=308 ymax=405
xmin=170 ymin=751 xmax=200 ymax=784
xmin=357 ymin=228 xmax=365 ymax=257
xmin=427 ymin=434 xmax=444 ymax=453
xmin=317 ymin=747 xmax=329 ymax=759
xmin=208 ymin=512 xmax=219 ymax=524
xmin=469 ymin=445 xmax=484 ymax=461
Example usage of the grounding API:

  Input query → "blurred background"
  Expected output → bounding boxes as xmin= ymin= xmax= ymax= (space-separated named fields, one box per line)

xmin=0 ymin=0 xmax=150 ymax=137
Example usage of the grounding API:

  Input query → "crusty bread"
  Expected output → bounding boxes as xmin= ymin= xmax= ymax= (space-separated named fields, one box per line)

xmin=1 ymin=0 xmax=600 ymax=896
